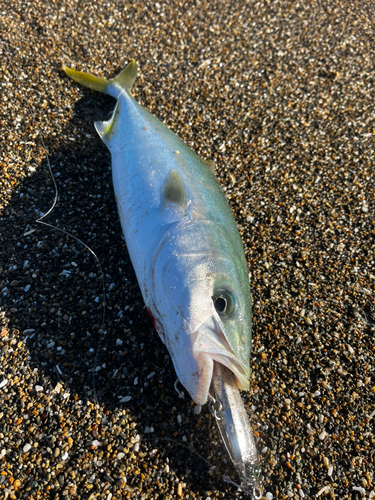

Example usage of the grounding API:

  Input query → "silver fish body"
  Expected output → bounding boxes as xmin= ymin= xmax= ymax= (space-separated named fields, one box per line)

xmin=64 ymin=60 xmax=252 ymax=406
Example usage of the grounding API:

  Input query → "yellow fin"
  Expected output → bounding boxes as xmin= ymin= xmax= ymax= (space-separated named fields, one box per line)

xmin=63 ymin=60 xmax=138 ymax=146
xmin=63 ymin=66 xmax=109 ymax=93
xmin=110 ymin=59 xmax=138 ymax=92
xmin=94 ymin=101 xmax=120 ymax=146
xmin=63 ymin=59 xmax=138 ymax=96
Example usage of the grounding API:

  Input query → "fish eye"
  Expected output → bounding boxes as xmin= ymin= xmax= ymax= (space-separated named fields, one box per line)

xmin=212 ymin=289 xmax=237 ymax=317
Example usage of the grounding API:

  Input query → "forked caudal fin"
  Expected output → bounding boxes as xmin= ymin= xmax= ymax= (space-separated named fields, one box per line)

xmin=63 ymin=60 xmax=138 ymax=146
xmin=63 ymin=59 xmax=138 ymax=99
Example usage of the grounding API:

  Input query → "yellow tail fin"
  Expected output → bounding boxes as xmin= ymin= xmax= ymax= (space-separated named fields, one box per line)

xmin=63 ymin=59 xmax=138 ymax=96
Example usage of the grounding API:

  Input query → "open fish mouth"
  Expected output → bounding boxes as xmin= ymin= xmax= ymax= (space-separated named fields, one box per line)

xmin=164 ymin=317 xmax=250 ymax=406
xmin=189 ymin=322 xmax=250 ymax=405
xmin=195 ymin=327 xmax=250 ymax=383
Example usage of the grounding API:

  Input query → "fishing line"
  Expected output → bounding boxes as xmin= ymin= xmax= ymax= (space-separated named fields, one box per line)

xmin=147 ymin=436 xmax=259 ymax=499
xmin=1 ymin=0 xmax=136 ymax=410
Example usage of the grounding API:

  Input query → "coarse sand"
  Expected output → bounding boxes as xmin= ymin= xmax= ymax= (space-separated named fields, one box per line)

xmin=0 ymin=1 xmax=374 ymax=498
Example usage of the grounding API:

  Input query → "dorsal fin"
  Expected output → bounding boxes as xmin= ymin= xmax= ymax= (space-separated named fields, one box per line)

xmin=162 ymin=170 xmax=188 ymax=214
xmin=202 ymin=159 xmax=216 ymax=173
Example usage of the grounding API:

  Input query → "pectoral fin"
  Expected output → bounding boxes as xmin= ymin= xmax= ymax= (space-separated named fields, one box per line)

xmin=162 ymin=170 xmax=188 ymax=214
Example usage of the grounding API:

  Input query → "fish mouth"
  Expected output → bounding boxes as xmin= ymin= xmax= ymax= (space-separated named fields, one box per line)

xmin=191 ymin=323 xmax=250 ymax=405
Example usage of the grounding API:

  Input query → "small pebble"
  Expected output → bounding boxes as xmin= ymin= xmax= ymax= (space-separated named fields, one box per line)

xmin=119 ymin=395 xmax=132 ymax=403
xmin=352 ymin=486 xmax=366 ymax=494
xmin=194 ymin=405 xmax=202 ymax=415
xmin=316 ymin=486 xmax=330 ymax=497
xmin=177 ymin=482 xmax=182 ymax=496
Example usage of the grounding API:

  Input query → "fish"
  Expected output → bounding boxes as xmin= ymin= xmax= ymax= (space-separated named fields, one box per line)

xmin=63 ymin=60 xmax=260 ymax=494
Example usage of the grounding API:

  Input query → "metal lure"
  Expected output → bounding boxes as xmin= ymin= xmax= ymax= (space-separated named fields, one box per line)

xmin=210 ymin=361 xmax=261 ymax=498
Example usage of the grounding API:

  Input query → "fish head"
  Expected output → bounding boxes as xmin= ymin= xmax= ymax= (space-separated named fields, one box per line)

xmin=151 ymin=220 xmax=251 ymax=406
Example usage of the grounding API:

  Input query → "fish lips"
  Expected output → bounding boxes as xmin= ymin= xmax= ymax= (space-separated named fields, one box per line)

xmin=165 ymin=316 xmax=250 ymax=406
xmin=193 ymin=319 xmax=250 ymax=399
